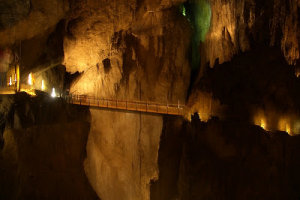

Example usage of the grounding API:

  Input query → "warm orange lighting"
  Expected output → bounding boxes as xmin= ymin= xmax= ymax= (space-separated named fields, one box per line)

xmin=254 ymin=111 xmax=267 ymax=131
xmin=286 ymin=124 xmax=291 ymax=134
xmin=28 ymin=73 xmax=33 ymax=85
xmin=51 ymin=88 xmax=56 ymax=98
xmin=9 ymin=76 xmax=12 ymax=86
xmin=260 ymin=118 xmax=266 ymax=129
xmin=20 ymin=89 xmax=36 ymax=96
xmin=16 ymin=65 xmax=20 ymax=92
xmin=41 ymin=80 xmax=45 ymax=91
xmin=279 ymin=118 xmax=292 ymax=135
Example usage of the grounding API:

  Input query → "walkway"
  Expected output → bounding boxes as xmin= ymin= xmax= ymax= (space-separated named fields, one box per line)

xmin=66 ymin=95 xmax=186 ymax=116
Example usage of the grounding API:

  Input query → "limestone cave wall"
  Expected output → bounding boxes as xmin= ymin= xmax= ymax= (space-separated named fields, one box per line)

xmin=200 ymin=0 xmax=300 ymax=72
xmin=0 ymin=0 xmax=300 ymax=200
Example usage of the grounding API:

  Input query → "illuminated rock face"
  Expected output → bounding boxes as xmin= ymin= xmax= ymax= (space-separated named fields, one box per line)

xmin=63 ymin=2 xmax=191 ymax=198
xmin=1 ymin=0 xmax=299 ymax=199
xmin=64 ymin=0 xmax=190 ymax=104
xmin=200 ymin=0 xmax=300 ymax=71
xmin=189 ymin=0 xmax=300 ymax=122
xmin=85 ymin=109 xmax=162 ymax=200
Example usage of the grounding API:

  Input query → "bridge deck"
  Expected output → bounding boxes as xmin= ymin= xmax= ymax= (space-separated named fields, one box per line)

xmin=67 ymin=95 xmax=186 ymax=116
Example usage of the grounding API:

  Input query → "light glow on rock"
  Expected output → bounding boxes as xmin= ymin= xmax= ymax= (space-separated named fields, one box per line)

xmin=286 ymin=124 xmax=291 ymax=135
xmin=279 ymin=118 xmax=292 ymax=135
xmin=9 ymin=76 xmax=12 ymax=86
xmin=28 ymin=73 xmax=33 ymax=85
xmin=260 ymin=118 xmax=266 ymax=130
xmin=41 ymin=80 xmax=45 ymax=91
xmin=51 ymin=88 xmax=56 ymax=98
xmin=254 ymin=111 xmax=268 ymax=131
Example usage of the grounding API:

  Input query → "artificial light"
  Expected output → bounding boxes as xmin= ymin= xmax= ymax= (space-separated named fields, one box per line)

xmin=51 ymin=88 xmax=56 ymax=98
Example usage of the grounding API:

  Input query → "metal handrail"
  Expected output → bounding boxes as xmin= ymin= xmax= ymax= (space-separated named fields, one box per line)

xmin=69 ymin=94 xmax=184 ymax=108
xmin=66 ymin=94 xmax=186 ymax=116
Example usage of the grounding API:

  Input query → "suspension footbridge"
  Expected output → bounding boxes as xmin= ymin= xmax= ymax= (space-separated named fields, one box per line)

xmin=66 ymin=95 xmax=186 ymax=116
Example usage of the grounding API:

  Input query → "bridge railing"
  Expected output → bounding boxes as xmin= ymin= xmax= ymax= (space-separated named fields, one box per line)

xmin=66 ymin=94 xmax=186 ymax=116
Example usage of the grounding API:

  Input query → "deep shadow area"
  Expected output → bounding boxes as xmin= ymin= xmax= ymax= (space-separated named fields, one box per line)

xmin=195 ymin=46 xmax=300 ymax=122
xmin=151 ymin=115 xmax=300 ymax=200
xmin=0 ymin=93 xmax=98 ymax=200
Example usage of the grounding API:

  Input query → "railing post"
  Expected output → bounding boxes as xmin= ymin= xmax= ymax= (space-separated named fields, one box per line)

xmin=116 ymin=100 xmax=118 ymax=108
xmin=126 ymin=101 xmax=127 ymax=110
xmin=146 ymin=102 xmax=148 ymax=112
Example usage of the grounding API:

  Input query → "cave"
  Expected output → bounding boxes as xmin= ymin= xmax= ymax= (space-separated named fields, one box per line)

xmin=0 ymin=0 xmax=300 ymax=199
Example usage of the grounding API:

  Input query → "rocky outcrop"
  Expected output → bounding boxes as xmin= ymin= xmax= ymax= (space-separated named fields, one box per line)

xmin=190 ymin=46 xmax=300 ymax=134
xmin=151 ymin=116 xmax=300 ymax=200
xmin=200 ymin=0 xmax=300 ymax=73
xmin=0 ymin=0 xmax=30 ymax=30
xmin=0 ymin=94 xmax=97 ymax=199
xmin=64 ymin=0 xmax=191 ymax=104
xmin=1 ymin=0 xmax=300 ymax=200
xmin=85 ymin=109 xmax=162 ymax=200
xmin=63 ymin=1 xmax=191 ymax=200
xmin=0 ymin=0 xmax=69 ymax=46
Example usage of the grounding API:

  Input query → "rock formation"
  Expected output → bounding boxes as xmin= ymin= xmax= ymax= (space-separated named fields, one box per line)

xmin=0 ymin=0 xmax=299 ymax=199
xmin=0 ymin=0 xmax=69 ymax=47
xmin=200 ymin=0 xmax=300 ymax=71
xmin=0 ymin=94 xmax=98 ymax=199
xmin=64 ymin=0 xmax=190 ymax=103
xmin=151 ymin=116 xmax=300 ymax=200
xmin=85 ymin=110 xmax=162 ymax=200
xmin=63 ymin=1 xmax=191 ymax=199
